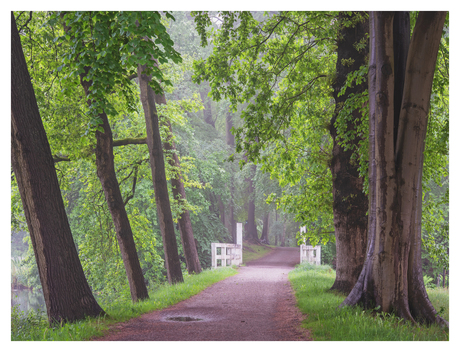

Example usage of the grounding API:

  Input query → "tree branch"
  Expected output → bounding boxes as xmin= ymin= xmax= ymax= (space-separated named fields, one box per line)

xmin=123 ymin=166 xmax=139 ymax=207
xmin=53 ymin=137 xmax=148 ymax=163
xmin=16 ymin=11 xmax=33 ymax=34
xmin=53 ymin=154 xmax=71 ymax=163
xmin=113 ymin=137 xmax=147 ymax=146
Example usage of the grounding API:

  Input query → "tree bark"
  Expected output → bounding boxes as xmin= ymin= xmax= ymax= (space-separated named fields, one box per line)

xmin=280 ymin=222 xmax=286 ymax=247
xmin=200 ymin=84 xmax=215 ymax=127
xmin=261 ymin=212 xmax=270 ymax=244
xmin=137 ymin=64 xmax=184 ymax=284
xmin=245 ymin=162 xmax=258 ymax=241
xmin=153 ymin=93 xmax=202 ymax=275
xmin=329 ymin=12 xmax=369 ymax=294
xmin=226 ymin=110 xmax=237 ymax=242
xmin=341 ymin=11 xmax=448 ymax=326
xmin=78 ymin=69 xmax=149 ymax=302
xmin=11 ymin=12 xmax=104 ymax=323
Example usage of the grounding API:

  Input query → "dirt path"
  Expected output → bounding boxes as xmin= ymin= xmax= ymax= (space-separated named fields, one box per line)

xmin=93 ymin=247 xmax=311 ymax=341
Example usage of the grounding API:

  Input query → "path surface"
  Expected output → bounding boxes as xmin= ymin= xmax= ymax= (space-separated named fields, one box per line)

xmin=93 ymin=247 xmax=311 ymax=341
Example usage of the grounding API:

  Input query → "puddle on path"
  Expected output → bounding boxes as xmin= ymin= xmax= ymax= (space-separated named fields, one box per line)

xmin=166 ymin=316 xmax=203 ymax=322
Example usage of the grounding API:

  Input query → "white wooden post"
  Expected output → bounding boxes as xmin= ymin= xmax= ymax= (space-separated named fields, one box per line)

xmin=237 ymin=222 xmax=242 ymax=246
xmin=300 ymin=226 xmax=306 ymax=263
xmin=236 ymin=222 xmax=243 ymax=264
xmin=211 ymin=243 xmax=218 ymax=267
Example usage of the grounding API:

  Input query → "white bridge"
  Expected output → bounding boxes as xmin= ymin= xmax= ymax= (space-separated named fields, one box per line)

xmin=211 ymin=223 xmax=243 ymax=268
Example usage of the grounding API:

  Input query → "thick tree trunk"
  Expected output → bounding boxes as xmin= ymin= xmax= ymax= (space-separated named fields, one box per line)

xmin=78 ymin=70 xmax=149 ymax=302
xmin=329 ymin=12 xmax=369 ymax=294
xmin=11 ymin=13 xmax=104 ymax=323
xmin=153 ymin=93 xmax=202 ymax=275
xmin=341 ymin=11 xmax=447 ymax=326
xmin=137 ymin=64 xmax=184 ymax=284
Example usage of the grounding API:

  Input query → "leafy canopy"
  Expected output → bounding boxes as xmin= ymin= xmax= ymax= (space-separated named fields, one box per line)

xmin=49 ymin=11 xmax=182 ymax=128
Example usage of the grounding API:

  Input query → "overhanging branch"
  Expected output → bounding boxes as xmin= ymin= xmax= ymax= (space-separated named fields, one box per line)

xmin=53 ymin=137 xmax=148 ymax=163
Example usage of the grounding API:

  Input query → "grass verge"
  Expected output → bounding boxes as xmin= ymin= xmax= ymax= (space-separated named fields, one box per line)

xmin=289 ymin=262 xmax=449 ymax=341
xmin=11 ymin=267 xmax=237 ymax=341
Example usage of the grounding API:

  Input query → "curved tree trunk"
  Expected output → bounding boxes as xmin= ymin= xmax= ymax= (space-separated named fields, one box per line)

xmin=341 ymin=11 xmax=447 ymax=326
xmin=78 ymin=70 xmax=149 ymax=302
xmin=11 ymin=13 xmax=104 ymax=323
xmin=137 ymin=64 xmax=184 ymax=284
xmin=153 ymin=93 xmax=202 ymax=275
xmin=329 ymin=12 xmax=369 ymax=294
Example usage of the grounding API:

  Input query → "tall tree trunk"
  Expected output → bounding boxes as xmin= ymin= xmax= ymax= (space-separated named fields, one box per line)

xmin=341 ymin=11 xmax=447 ymax=326
xmin=280 ymin=222 xmax=286 ymax=247
xmin=137 ymin=64 xmax=184 ymax=284
xmin=245 ymin=162 xmax=258 ymax=241
xmin=261 ymin=213 xmax=270 ymax=244
xmin=226 ymin=110 xmax=237 ymax=242
xmin=200 ymin=84 xmax=215 ymax=127
xmin=11 ymin=13 xmax=104 ymax=323
xmin=329 ymin=12 xmax=369 ymax=294
xmin=78 ymin=70 xmax=149 ymax=302
xmin=153 ymin=93 xmax=202 ymax=274
xmin=217 ymin=194 xmax=226 ymax=225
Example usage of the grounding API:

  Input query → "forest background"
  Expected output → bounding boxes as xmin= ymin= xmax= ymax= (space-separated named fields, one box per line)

xmin=7 ymin=4 xmax=452 ymax=320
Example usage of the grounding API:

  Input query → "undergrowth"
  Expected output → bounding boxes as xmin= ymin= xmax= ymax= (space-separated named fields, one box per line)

xmin=289 ymin=262 xmax=449 ymax=341
xmin=11 ymin=267 xmax=237 ymax=341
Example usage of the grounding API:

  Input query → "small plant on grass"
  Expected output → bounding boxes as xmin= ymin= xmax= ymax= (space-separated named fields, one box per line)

xmin=423 ymin=275 xmax=436 ymax=289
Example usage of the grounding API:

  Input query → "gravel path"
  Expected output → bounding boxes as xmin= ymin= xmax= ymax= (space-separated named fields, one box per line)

xmin=93 ymin=247 xmax=311 ymax=341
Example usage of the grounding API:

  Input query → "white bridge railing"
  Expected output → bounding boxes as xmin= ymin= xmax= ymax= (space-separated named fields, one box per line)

xmin=211 ymin=223 xmax=243 ymax=268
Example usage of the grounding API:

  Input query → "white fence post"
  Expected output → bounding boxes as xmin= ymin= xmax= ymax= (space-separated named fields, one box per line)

xmin=237 ymin=222 xmax=242 ymax=247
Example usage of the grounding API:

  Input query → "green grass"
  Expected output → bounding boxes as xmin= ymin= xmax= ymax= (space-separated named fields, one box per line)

xmin=289 ymin=263 xmax=449 ymax=341
xmin=11 ymin=267 xmax=237 ymax=341
xmin=426 ymin=287 xmax=449 ymax=322
xmin=242 ymin=241 xmax=274 ymax=263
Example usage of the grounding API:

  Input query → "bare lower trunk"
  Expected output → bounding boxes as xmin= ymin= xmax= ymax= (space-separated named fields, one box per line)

xmin=154 ymin=93 xmax=202 ymax=275
xmin=341 ymin=11 xmax=447 ymax=326
xmin=137 ymin=64 xmax=183 ymax=284
xmin=11 ymin=13 xmax=104 ymax=323
xmin=329 ymin=12 xmax=369 ymax=294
